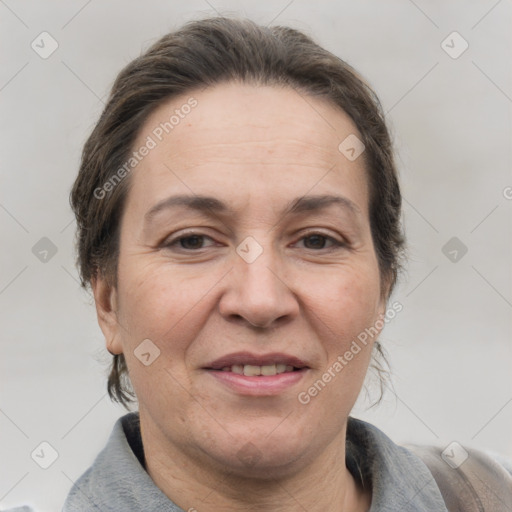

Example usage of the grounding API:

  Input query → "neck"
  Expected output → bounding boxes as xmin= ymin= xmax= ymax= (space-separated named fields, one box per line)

xmin=140 ymin=417 xmax=371 ymax=512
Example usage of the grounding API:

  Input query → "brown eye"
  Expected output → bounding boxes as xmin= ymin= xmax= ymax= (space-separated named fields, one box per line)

xmin=298 ymin=233 xmax=342 ymax=250
xmin=303 ymin=234 xmax=328 ymax=249
xmin=179 ymin=235 xmax=206 ymax=250
xmin=164 ymin=233 xmax=216 ymax=251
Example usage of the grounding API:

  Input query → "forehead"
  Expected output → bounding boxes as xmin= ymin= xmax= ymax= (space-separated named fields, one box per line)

xmin=128 ymin=82 xmax=368 ymax=211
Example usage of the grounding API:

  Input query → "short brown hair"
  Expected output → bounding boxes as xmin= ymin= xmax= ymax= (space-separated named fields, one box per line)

xmin=71 ymin=17 xmax=404 ymax=407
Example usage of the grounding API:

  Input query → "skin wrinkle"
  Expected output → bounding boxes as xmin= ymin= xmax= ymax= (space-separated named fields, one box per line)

xmin=93 ymin=83 xmax=384 ymax=511
xmin=143 ymin=193 xmax=362 ymax=225
xmin=141 ymin=200 xmax=365 ymax=256
xmin=171 ymin=138 xmax=341 ymax=163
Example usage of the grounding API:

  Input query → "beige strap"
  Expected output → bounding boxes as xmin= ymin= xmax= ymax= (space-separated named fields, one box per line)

xmin=408 ymin=444 xmax=512 ymax=512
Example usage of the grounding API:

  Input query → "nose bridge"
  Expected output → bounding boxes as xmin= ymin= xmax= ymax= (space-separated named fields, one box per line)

xmin=219 ymin=234 xmax=297 ymax=328
xmin=236 ymin=234 xmax=284 ymax=295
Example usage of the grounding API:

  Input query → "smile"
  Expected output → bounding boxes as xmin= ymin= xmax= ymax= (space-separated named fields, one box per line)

xmin=220 ymin=364 xmax=296 ymax=376
xmin=203 ymin=352 xmax=310 ymax=395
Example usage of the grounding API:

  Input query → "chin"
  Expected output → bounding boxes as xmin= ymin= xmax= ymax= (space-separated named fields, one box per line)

xmin=201 ymin=429 xmax=314 ymax=480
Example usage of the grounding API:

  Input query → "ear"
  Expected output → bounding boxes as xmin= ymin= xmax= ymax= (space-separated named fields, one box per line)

xmin=377 ymin=275 xmax=393 ymax=321
xmin=373 ymin=294 xmax=388 ymax=339
xmin=378 ymin=295 xmax=387 ymax=320
xmin=91 ymin=275 xmax=123 ymax=355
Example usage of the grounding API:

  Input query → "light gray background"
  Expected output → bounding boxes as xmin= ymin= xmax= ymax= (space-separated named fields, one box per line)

xmin=1 ymin=1 xmax=511 ymax=510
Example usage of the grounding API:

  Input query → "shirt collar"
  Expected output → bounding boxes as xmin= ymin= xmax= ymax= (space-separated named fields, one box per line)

xmin=346 ymin=417 xmax=448 ymax=511
xmin=64 ymin=413 xmax=448 ymax=511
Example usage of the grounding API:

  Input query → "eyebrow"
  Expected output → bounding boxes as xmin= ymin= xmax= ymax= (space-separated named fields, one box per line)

xmin=286 ymin=194 xmax=360 ymax=217
xmin=144 ymin=195 xmax=232 ymax=223
xmin=144 ymin=193 xmax=361 ymax=225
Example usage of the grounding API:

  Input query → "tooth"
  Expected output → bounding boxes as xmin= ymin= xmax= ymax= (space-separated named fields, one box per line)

xmin=285 ymin=365 xmax=294 ymax=372
xmin=221 ymin=367 xmax=230 ymax=372
xmin=243 ymin=365 xmax=261 ymax=376
xmin=261 ymin=364 xmax=277 ymax=376
xmin=232 ymin=364 xmax=244 ymax=375
xmin=276 ymin=364 xmax=287 ymax=374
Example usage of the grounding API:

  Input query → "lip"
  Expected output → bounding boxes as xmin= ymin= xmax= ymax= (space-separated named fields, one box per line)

xmin=205 ymin=351 xmax=309 ymax=370
xmin=206 ymin=368 xmax=309 ymax=396
xmin=203 ymin=352 xmax=310 ymax=396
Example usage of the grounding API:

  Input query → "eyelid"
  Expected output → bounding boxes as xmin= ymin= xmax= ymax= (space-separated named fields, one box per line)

xmin=293 ymin=228 xmax=347 ymax=244
xmin=160 ymin=228 xmax=348 ymax=251
xmin=162 ymin=230 xmax=219 ymax=250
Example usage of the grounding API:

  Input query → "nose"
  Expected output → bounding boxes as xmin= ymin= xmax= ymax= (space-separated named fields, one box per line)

xmin=218 ymin=244 xmax=299 ymax=329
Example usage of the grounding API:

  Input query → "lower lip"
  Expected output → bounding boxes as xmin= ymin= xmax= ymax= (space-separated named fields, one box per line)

xmin=206 ymin=369 xmax=308 ymax=396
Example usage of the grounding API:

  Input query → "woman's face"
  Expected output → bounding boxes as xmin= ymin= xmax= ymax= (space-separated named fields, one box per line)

xmin=95 ymin=82 xmax=386 ymax=477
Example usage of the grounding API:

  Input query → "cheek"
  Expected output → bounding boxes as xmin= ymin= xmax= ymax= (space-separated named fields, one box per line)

xmin=116 ymin=260 xmax=214 ymax=344
xmin=304 ymin=263 xmax=382 ymax=343
xmin=293 ymin=279 xmax=380 ymax=436
xmin=115 ymin=261 xmax=212 ymax=419
xmin=298 ymin=268 xmax=381 ymax=413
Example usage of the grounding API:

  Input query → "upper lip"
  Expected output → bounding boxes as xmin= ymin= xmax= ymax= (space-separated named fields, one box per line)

xmin=204 ymin=352 xmax=309 ymax=370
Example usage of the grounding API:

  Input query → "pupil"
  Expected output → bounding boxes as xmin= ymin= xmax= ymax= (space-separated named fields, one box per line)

xmin=181 ymin=235 xmax=203 ymax=249
xmin=305 ymin=235 xmax=325 ymax=249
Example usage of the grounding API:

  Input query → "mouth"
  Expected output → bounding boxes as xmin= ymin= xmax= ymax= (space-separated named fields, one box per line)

xmin=205 ymin=352 xmax=309 ymax=373
xmin=216 ymin=363 xmax=299 ymax=376
xmin=203 ymin=352 xmax=310 ymax=395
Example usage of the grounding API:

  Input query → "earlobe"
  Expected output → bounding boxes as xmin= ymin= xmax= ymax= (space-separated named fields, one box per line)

xmin=91 ymin=276 xmax=123 ymax=355
xmin=374 ymin=298 xmax=387 ymax=337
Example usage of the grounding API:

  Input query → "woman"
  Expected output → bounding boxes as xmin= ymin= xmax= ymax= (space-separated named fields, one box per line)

xmin=63 ymin=16 xmax=511 ymax=511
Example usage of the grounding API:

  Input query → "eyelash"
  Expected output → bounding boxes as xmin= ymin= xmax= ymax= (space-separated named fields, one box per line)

xmin=163 ymin=231 xmax=346 ymax=252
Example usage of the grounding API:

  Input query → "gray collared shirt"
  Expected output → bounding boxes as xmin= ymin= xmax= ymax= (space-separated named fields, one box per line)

xmin=62 ymin=412 xmax=451 ymax=511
